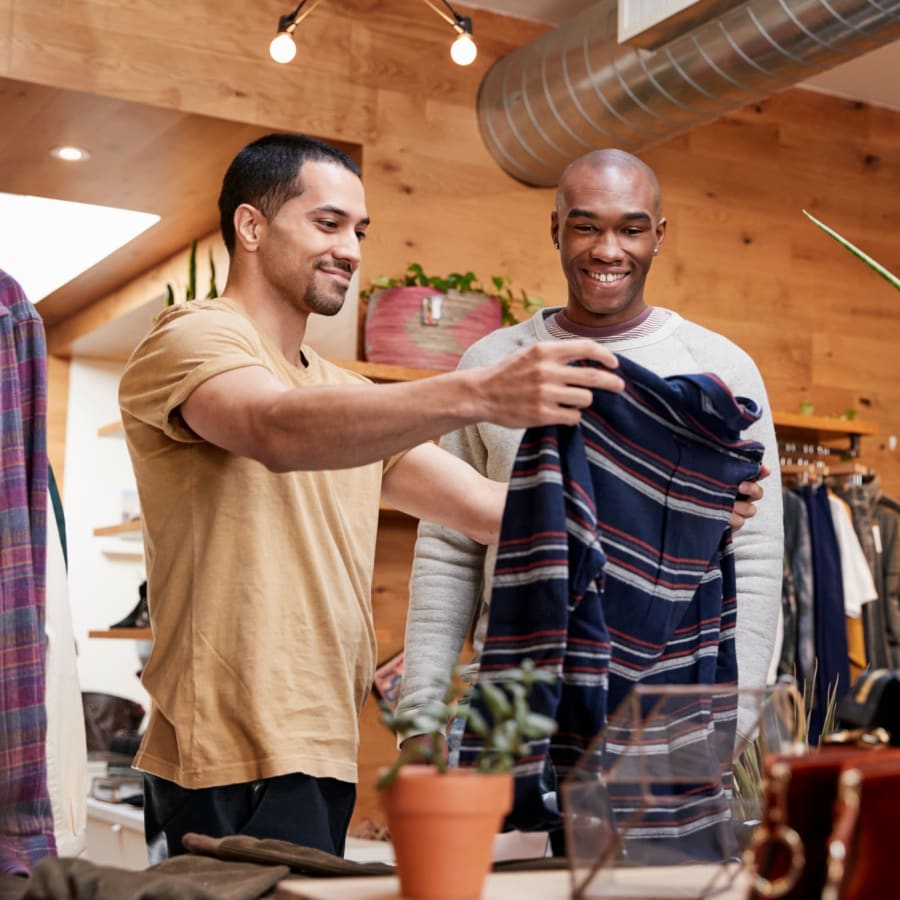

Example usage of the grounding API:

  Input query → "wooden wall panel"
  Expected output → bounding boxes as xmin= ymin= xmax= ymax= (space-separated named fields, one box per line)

xmin=8 ymin=0 xmax=900 ymax=832
xmin=638 ymin=91 xmax=900 ymax=495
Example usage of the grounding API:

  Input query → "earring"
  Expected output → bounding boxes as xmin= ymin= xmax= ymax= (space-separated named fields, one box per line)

xmin=554 ymin=241 xmax=560 ymax=249
xmin=652 ymin=248 xmax=659 ymax=255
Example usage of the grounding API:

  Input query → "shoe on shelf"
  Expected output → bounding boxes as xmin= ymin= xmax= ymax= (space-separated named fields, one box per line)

xmin=110 ymin=580 xmax=149 ymax=629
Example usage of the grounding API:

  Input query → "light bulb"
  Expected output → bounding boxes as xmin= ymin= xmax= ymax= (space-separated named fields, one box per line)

xmin=50 ymin=146 xmax=91 ymax=162
xmin=269 ymin=32 xmax=297 ymax=64
xmin=450 ymin=32 xmax=477 ymax=66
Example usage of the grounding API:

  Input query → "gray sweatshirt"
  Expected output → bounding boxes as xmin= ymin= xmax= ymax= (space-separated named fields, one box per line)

xmin=398 ymin=308 xmax=783 ymax=742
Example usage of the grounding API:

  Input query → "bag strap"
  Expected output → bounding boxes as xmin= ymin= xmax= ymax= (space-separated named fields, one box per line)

xmin=822 ymin=726 xmax=891 ymax=748
xmin=745 ymin=761 xmax=806 ymax=898
xmin=821 ymin=767 xmax=862 ymax=900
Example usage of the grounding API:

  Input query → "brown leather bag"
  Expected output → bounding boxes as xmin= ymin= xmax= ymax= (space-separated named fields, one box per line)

xmin=833 ymin=668 xmax=900 ymax=745
xmin=81 ymin=691 xmax=145 ymax=755
xmin=745 ymin=743 xmax=900 ymax=899
xmin=823 ymin=753 xmax=900 ymax=900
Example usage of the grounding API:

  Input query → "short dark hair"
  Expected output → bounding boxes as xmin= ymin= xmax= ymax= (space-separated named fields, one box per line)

xmin=218 ymin=133 xmax=361 ymax=254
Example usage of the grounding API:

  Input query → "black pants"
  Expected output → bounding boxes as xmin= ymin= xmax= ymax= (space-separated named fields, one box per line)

xmin=143 ymin=771 xmax=356 ymax=859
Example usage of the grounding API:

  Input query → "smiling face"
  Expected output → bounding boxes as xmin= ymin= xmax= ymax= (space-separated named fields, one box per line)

xmin=256 ymin=160 xmax=369 ymax=318
xmin=551 ymin=152 xmax=666 ymax=328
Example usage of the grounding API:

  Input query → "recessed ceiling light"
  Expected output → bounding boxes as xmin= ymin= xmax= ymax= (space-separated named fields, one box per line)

xmin=50 ymin=145 xmax=91 ymax=162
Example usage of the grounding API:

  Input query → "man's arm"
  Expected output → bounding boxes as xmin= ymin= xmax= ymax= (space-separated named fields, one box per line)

xmin=381 ymin=442 xmax=506 ymax=546
xmin=179 ymin=340 xmax=624 ymax=471
xmin=392 ymin=410 xmax=503 ymax=746
xmin=731 ymin=403 xmax=784 ymax=740
xmin=381 ymin=437 xmax=502 ymax=756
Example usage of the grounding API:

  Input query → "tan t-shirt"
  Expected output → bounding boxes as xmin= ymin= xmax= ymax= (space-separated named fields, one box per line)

xmin=119 ymin=298 xmax=386 ymax=788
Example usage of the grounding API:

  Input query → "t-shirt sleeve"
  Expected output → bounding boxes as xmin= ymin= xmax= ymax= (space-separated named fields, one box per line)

xmin=119 ymin=304 xmax=268 ymax=443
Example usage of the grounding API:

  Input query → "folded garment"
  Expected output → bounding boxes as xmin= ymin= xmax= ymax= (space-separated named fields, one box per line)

xmin=181 ymin=833 xmax=394 ymax=878
xmin=0 ymin=873 xmax=27 ymax=900
xmin=20 ymin=854 xmax=288 ymax=900
xmin=180 ymin=832 xmax=569 ymax=877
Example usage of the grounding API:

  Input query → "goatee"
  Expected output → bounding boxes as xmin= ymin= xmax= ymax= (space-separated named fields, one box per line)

xmin=304 ymin=280 xmax=346 ymax=318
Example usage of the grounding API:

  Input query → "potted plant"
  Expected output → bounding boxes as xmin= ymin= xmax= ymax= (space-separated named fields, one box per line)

xmin=360 ymin=263 xmax=544 ymax=371
xmin=377 ymin=659 xmax=557 ymax=900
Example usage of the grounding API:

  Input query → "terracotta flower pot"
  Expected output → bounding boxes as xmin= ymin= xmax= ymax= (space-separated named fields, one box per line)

xmin=379 ymin=767 xmax=513 ymax=900
xmin=364 ymin=286 xmax=503 ymax=370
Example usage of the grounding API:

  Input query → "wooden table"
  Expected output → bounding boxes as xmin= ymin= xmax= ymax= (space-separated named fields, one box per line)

xmin=275 ymin=865 xmax=752 ymax=899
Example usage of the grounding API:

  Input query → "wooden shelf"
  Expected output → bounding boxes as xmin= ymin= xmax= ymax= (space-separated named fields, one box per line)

xmin=88 ymin=628 xmax=152 ymax=640
xmin=97 ymin=420 xmax=125 ymax=437
xmin=93 ymin=519 xmax=142 ymax=538
xmin=772 ymin=411 xmax=878 ymax=437
xmin=773 ymin=411 xmax=877 ymax=458
xmin=98 ymin=539 xmax=144 ymax=560
xmin=332 ymin=359 xmax=441 ymax=383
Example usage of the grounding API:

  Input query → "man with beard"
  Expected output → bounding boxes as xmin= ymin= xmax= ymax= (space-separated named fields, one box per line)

xmin=117 ymin=133 xmax=626 ymax=860
xmin=397 ymin=150 xmax=781 ymax=848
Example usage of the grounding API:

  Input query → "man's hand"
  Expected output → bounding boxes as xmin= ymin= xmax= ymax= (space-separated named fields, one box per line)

xmin=469 ymin=339 xmax=625 ymax=429
xmin=730 ymin=464 xmax=770 ymax=531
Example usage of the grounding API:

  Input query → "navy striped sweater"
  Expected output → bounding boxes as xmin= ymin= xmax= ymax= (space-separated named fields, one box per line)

xmin=459 ymin=354 xmax=764 ymax=846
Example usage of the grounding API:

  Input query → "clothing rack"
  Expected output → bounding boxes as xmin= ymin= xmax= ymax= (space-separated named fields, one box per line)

xmin=778 ymin=429 xmax=873 ymax=484
xmin=780 ymin=460 xmax=871 ymax=485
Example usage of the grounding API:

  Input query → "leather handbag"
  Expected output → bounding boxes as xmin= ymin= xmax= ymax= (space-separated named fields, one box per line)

xmin=823 ymin=753 xmax=900 ymax=900
xmin=81 ymin=691 xmax=145 ymax=755
xmin=745 ymin=743 xmax=900 ymax=899
xmin=833 ymin=668 xmax=900 ymax=744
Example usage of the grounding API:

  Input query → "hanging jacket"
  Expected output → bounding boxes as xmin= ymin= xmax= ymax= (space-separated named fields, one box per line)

xmin=0 ymin=268 xmax=55 ymax=874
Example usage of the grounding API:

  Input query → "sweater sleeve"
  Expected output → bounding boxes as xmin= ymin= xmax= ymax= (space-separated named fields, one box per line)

xmin=394 ymin=421 xmax=489 ymax=737
xmin=727 ymin=366 xmax=784 ymax=740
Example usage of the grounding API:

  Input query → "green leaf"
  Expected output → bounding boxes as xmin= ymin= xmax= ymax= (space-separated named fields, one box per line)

xmin=522 ymin=712 xmax=558 ymax=738
xmin=187 ymin=239 xmax=197 ymax=301
xmin=406 ymin=263 xmax=427 ymax=287
xmin=207 ymin=249 xmax=219 ymax=299
xmin=463 ymin=706 xmax=489 ymax=737
xmin=803 ymin=210 xmax=900 ymax=292
xmin=479 ymin=681 xmax=513 ymax=721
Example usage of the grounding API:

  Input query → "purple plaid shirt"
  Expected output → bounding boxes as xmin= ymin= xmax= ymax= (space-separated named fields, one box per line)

xmin=0 ymin=268 xmax=55 ymax=874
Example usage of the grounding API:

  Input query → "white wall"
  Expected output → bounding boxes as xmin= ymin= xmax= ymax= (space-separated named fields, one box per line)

xmin=63 ymin=358 xmax=149 ymax=711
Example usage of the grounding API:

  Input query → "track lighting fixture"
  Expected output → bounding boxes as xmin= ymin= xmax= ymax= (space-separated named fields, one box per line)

xmin=269 ymin=0 xmax=477 ymax=67
xmin=421 ymin=0 xmax=477 ymax=66
xmin=269 ymin=0 xmax=324 ymax=64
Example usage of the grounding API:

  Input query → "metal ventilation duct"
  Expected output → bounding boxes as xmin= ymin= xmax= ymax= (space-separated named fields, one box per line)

xmin=476 ymin=0 xmax=900 ymax=186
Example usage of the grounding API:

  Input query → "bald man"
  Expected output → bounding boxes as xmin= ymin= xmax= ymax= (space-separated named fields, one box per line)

xmin=397 ymin=148 xmax=782 ymax=774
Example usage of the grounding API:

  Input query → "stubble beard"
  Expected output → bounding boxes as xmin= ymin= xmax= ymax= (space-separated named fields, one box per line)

xmin=301 ymin=268 xmax=348 ymax=318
